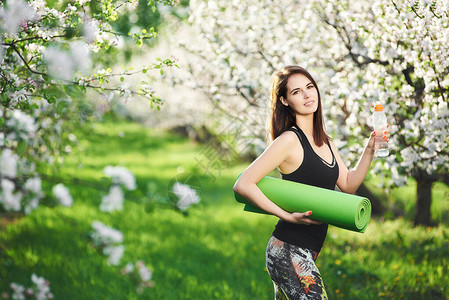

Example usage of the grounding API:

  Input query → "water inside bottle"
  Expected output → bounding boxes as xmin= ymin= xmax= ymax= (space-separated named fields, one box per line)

xmin=375 ymin=148 xmax=389 ymax=157
xmin=374 ymin=126 xmax=389 ymax=157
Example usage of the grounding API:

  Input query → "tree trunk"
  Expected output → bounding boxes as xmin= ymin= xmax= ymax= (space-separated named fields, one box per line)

xmin=413 ymin=179 xmax=433 ymax=226
xmin=355 ymin=183 xmax=385 ymax=216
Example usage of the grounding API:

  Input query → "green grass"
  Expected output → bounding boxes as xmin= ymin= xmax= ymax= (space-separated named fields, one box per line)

xmin=1 ymin=114 xmax=449 ymax=299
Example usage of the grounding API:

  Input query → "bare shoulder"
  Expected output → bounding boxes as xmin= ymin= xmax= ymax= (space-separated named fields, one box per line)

xmin=233 ymin=129 xmax=304 ymax=186
xmin=269 ymin=129 xmax=303 ymax=162
xmin=270 ymin=129 xmax=298 ymax=149
xmin=259 ymin=130 xmax=300 ymax=162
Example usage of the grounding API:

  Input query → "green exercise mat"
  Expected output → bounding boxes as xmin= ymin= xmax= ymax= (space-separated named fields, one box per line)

xmin=234 ymin=174 xmax=371 ymax=233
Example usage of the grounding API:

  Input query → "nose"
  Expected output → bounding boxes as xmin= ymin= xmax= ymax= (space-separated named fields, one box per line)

xmin=303 ymin=89 xmax=310 ymax=99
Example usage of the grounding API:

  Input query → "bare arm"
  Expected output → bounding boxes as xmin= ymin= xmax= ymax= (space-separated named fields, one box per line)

xmin=330 ymin=127 xmax=390 ymax=194
xmin=233 ymin=131 xmax=321 ymax=225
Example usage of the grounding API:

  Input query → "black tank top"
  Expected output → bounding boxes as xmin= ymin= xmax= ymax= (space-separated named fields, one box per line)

xmin=271 ymin=124 xmax=339 ymax=253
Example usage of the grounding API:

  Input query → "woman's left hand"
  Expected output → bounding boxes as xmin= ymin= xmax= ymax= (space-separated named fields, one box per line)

xmin=367 ymin=124 xmax=390 ymax=151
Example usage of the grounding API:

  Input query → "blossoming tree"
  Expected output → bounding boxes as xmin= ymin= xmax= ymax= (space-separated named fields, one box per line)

xmin=175 ymin=0 xmax=449 ymax=226
xmin=0 ymin=0 xmax=179 ymax=214
xmin=312 ymin=0 xmax=449 ymax=226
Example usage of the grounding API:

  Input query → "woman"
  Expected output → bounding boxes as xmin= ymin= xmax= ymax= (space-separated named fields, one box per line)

xmin=232 ymin=65 xmax=389 ymax=299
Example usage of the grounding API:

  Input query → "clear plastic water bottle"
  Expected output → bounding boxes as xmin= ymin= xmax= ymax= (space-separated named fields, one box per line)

xmin=373 ymin=104 xmax=389 ymax=157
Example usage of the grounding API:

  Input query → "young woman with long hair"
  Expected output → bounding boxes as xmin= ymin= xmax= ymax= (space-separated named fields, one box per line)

xmin=233 ymin=65 xmax=389 ymax=299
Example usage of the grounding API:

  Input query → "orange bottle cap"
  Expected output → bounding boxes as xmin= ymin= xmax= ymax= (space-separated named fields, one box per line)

xmin=374 ymin=104 xmax=383 ymax=112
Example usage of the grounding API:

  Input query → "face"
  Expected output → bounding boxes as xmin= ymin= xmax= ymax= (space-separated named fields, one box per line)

xmin=280 ymin=73 xmax=319 ymax=115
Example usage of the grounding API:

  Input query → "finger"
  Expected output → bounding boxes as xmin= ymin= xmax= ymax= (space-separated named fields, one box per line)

xmin=375 ymin=129 xmax=385 ymax=136
xmin=301 ymin=211 xmax=322 ymax=225
xmin=307 ymin=219 xmax=323 ymax=225
xmin=299 ymin=211 xmax=312 ymax=218
xmin=292 ymin=211 xmax=309 ymax=218
xmin=293 ymin=211 xmax=313 ymax=223
xmin=300 ymin=217 xmax=322 ymax=225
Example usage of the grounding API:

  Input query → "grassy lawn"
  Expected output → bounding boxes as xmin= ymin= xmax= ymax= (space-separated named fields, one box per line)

xmin=1 ymin=114 xmax=449 ymax=299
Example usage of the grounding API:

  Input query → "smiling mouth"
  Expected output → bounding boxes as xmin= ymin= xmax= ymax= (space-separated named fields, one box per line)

xmin=304 ymin=100 xmax=314 ymax=106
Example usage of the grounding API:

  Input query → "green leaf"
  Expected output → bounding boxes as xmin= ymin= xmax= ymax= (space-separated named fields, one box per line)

xmin=64 ymin=85 xmax=84 ymax=98
xmin=64 ymin=26 xmax=77 ymax=39
xmin=120 ymin=77 xmax=125 ymax=82
xmin=16 ymin=140 xmax=28 ymax=156
xmin=47 ymin=96 xmax=57 ymax=104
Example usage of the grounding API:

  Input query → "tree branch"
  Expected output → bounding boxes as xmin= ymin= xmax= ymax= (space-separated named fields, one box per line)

xmin=401 ymin=65 xmax=415 ymax=87
xmin=410 ymin=5 xmax=424 ymax=19
xmin=2 ymin=35 xmax=66 ymax=46
xmin=318 ymin=6 xmax=389 ymax=67
xmin=11 ymin=44 xmax=46 ymax=76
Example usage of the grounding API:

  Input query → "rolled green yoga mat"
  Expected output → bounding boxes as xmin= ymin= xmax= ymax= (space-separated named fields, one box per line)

xmin=234 ymin=175 xmax=371 ymax=233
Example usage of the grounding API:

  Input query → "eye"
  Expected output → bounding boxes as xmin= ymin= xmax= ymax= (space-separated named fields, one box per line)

xmin=307 ymin=85 xmax=314 ymax=89
xmin=293 ymin=90 xmax=299 ymax=94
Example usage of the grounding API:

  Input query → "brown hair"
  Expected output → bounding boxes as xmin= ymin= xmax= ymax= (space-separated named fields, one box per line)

xmin=266 ymin=65 xmax=329 ymax=146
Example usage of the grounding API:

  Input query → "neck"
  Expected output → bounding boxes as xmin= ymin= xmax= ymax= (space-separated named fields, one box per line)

xmin=295 ymin=114 xmax=314 ymax=137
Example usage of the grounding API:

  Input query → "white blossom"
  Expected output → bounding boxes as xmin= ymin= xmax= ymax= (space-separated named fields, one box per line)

xmin=172 ymin=182 xmax=200 ymax=211
xmin=123 ymin=262 xmax=134 ymax=274
xmin=24 ymin=196 xmax=40 ymax=215
xmin=103 ymin=245 xmax=125 ymax=266
xmin=91 ymin=221 xmax=123 ymax=245
xmin=91 ymin=221 xmax=124 ymax=265
xmin=103 ymin=165 xmax=136 ymax=190
xmin=70 ymin=40 xmax=92 ymax=73
xmin=5 ymin=109 xmax=38 ymax=140
xmin=136 ymin=260 xmax=153 ymax=282
xmin=1 ymin=178 xmax=22 ymax=211
xmin=10 ymin=282 xmax=25 ymax=300
xmin=43 ymin=47 xmax=74 ymax=81
xmin=8 ymin=274 xmax=52 ymax=300
xmin=24 ymin=176 xmax=42 ymax=193
xmin=0 ymin=0 xmax=36 ymax=35
xmin=100 ymin=184 xmax=124 ymax=212
xmin=0 ymin=148 xmax=18 ymax=178
xmin=52 ymin=183 xmax=73 ymax=207
xmin=31 ymin=274 xmax=52 ymax=300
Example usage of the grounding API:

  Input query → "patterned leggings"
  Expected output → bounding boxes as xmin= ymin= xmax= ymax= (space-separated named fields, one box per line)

xmin=265 ymin=236 xmax=328 ymax=300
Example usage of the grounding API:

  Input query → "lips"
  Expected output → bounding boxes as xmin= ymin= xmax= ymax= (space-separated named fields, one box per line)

xmin=304 ymin=100 xmax=315 ymax=106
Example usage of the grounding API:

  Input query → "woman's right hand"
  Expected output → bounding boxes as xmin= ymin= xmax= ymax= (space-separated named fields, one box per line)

xmin=283 ymin=211 xmax=323 ymax=225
